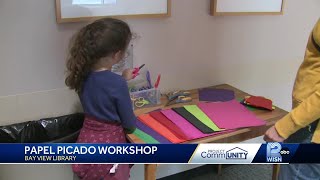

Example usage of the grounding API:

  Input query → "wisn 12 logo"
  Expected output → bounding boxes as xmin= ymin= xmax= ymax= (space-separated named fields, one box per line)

xmin=266 ymin=143 xmax=290 ymax=163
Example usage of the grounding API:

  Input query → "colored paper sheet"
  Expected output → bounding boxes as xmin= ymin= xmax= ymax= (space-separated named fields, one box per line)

xmin=161 ymin=109 xmax=234 ymax=140
xmin=138 ymin=114 xmax=187 ymax=143
xmin=161 ymin=109 xmax=206 ymax=139
xmin=172 ymin=107 xmax=215 ymax=134
xmin=133 ymin=128 xmax=159 ymax=144
xmin=184 ymin=105 xmax=221 ymax=131
xmin=237 ymin=98 xmax=257 ymax=111
xmin=149 ymin=111 xmax=189 ymax=140
xmin=198 ymin=100 xmax=266 ymax=129
xmin=199 ymin=88 xmax=235 ymax=102
xmin=245 ymin=96 xmax=273 ymax=111
xmin=136 ymin=120 xmax=171 ymax=144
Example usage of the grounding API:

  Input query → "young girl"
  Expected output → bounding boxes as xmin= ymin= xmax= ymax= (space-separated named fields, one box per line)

xmin=65 ymin=18 xmax=136 ymax=180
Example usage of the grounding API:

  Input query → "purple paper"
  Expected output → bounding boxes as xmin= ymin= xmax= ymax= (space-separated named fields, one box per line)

xmin=136 ymin=120 xmax=172 ymax=144
xmin=198 ymin=100 xmax=266 ymax=129
xmin=199 ymin=88 xmax=235 ymax=102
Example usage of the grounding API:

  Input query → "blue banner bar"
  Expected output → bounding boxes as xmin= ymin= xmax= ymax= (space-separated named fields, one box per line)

xmin=0 ymin=143 xmax=319 ymax=164
xmin=0 ymin=144 xmax=197 ymax=163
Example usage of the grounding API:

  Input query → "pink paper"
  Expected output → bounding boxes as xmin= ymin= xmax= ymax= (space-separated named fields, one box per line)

xmin=161 ymin=109 xmax=232 ymax=140
xmin=198 ymin=100 xmax=266 ymax=129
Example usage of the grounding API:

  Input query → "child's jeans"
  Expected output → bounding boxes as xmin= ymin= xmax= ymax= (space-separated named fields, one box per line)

xmin=278 ymin=120 xmax=320 ymax=180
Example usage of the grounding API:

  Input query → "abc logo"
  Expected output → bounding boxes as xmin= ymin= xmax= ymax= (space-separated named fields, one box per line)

xmin=280 ymin=148 xmax=290 ymax=156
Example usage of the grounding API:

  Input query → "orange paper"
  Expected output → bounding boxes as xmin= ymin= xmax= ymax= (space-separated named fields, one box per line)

xmin=138 ymin=114 xmax=186 ymax=143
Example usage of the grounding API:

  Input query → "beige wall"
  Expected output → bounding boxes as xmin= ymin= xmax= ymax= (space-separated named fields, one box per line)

xmin=0 ymin=0 xmax=319 ymax=179
xmin=129 ymin=0 xmax=319 ymax=111
xmin=0 ymin=0 xmax=319 ymax=122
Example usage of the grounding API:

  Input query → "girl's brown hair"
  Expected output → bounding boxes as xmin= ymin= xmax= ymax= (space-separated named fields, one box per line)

xmin=65 ymin=18 xmax=132 ymax=93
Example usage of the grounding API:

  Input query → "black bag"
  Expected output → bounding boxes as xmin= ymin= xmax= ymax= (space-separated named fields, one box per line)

xmin=19 ymin=121 xmax=49 ymax=143
xmin=0 ymin=113 xmax=84 ymax=143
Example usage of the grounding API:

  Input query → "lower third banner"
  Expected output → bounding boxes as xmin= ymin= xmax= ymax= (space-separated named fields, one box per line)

xmin=0 ymin=143 xmax=318 ymax=164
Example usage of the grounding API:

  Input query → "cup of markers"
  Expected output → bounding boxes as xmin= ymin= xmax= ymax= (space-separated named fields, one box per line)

xmin=129 ymin=65 xmax=161 ymax=109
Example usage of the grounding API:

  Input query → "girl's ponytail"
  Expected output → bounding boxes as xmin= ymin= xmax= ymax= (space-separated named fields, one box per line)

xmin=65 ymin=18 xmax=132 ymax=93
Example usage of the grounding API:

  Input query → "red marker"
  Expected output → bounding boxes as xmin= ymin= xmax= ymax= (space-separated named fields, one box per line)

xmin=154 ymin=74 xmax=161 ymax=89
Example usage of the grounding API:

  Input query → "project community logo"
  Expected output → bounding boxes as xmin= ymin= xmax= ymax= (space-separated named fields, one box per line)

xmin=201 ymin=147 xmax=248 ymax=160
xmin=266 ymin=142 xmax=290 ymax=163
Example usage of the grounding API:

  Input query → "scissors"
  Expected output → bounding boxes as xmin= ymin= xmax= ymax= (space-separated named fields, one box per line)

xmin=129 ymin=87 xmax=136 ymax=92
xmin=166 ymin=90 xmax=191 ymax=101
xmin=165 ymin=95 xmax=192 ymax=107
xmin=130 ymin=95 xmax=150 ymax=108
xmin=139 ymin=87 xmax=149 ymax=91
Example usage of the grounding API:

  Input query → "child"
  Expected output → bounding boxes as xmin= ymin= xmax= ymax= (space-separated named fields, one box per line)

xmin=65 ymin=18 xmax=136 ymax=180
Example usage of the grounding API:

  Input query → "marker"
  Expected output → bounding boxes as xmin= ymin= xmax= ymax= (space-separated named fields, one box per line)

xmin=132 ymin=64 xmax=145 ymax=78
xmin=138 ymin=64 xmax=145 ymax=70
xmin=146 ymin=71 xmax=152 ymax=88
xmin=154 ymin=74 xmax=161 ymax=89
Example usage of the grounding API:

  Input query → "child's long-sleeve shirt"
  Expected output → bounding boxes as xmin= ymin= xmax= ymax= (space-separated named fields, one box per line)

xmin=80 ymin=70 xmax=136 ymax=131
xmin=275 ymin=18 xmax=320 ymax=143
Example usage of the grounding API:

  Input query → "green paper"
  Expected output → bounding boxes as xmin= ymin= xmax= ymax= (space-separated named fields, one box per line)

xmin=184 ymin=105 xmax=221 ymax=131
xmin=245 ymin=106 xmax=257 ymax=111
xmin=237 ymin=98 xmax=257 ymax=111
xmin=133 ymin=128 xmax=159 ymax=144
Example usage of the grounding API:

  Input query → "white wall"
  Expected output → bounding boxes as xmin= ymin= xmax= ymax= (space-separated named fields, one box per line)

xmin=0 ymin=0 xmax=319 ymax=179
xmin=0 ymin=0 xmax=83 ymax=96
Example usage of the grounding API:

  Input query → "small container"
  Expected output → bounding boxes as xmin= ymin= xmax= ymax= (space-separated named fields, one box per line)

xmin=130 ymin=88 xmax=161 ymax=109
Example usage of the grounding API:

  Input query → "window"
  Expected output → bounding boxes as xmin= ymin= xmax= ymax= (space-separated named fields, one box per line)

xmin=72 ymin=0 xmax=117 ymax=5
